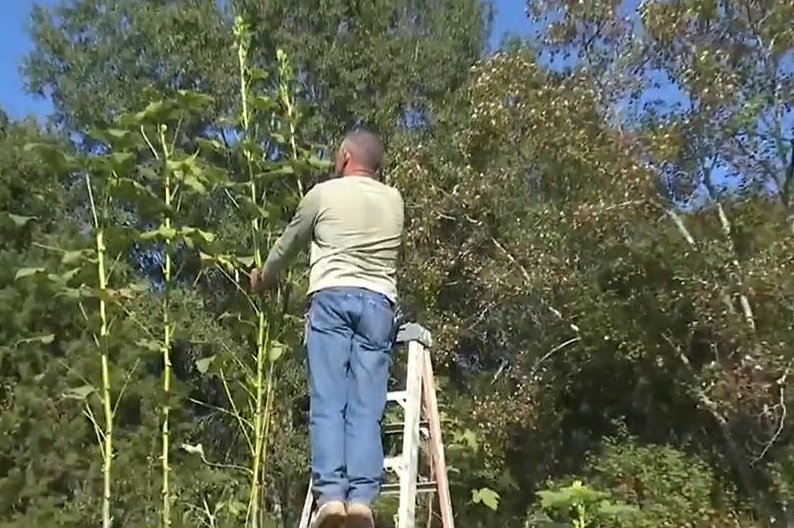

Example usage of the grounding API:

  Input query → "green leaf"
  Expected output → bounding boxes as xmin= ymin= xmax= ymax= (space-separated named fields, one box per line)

xmin=200 ymin=252 xmax=238 ymax=272
xmin=15 ymin=267 xmax=46 ymax=280
xmin=181 ymin=227 xmax=216 ymax=244
xmin=166 ymin=153 xmax=198 ymax=175
xmin=136 ymin=339 xmax=161 ymax=353
xmin=472 ymin=488 xmax=500 ymax=511
xmin=264 ymin=163 xmax=295 ymax=176
xmin=61 ymin=249 xmax=94 ymax=266
xmin=139 ymin=166 xmax=161 ymax=181
xmin=63 ymin=385 xmax=96 ymax=401
xmin=268 ymin=341 xmax=287 ymax=362
xmin=58 ymin=267 xmax=82 ymax=282
xmin=196 ymin=137 xmax=227 ymax=155
xmin=598 ymin=500 xmax=638 ymax=518
xmin=537 ymin=489 xmax=569 ymax=510
xmin=89 ymin=127 xmax=139 ymax=149
xmin=6 ymin=213 xmax=36 ymax=227
xmin=90 ymin=151 xmax=136 ymax=174
xmin=263 ymin=202 xmax=285 ymax=223
xmin=251 ymin=94 xmax=276 ymax=113
xmin=450 ymin=431 xmax=474 ymax=454
xmin=290 ymin=157 xmax=319 ymax=175
xmin=106 ymin=287 xmax=144 ymax=301
xmin=200 ymin=165 xmax=228 ymax=184
xmin=140 ymin=226 xmax=178 ymax=241
xmin=237 ymin=256 xmax=255 ymax=268
xmin=110 ymin=177 xmax=166 ymax=213
xmin=169 ymin=153 xmax=228 ymax=191
xmin=196 ymin=355 xmax=216 ymax=374
xmin=237 ymin=195 xmax=270 ymax=219
xmin=227 ymin=500 xmax=246 ymax=516
xmin=132 ymin=99 xmax=179 ymax=124
xmin=249 ymin=67 xmax=269 ymax=82
xmin=308 ymin=155 xmax=333 ymax=170
xmin=103 ymin=225 xmax=138 ymax=253
xmin=525 ymin=513 xmax=567 ymax=528
xmin=56 ymin=286 xmax=92 ymax=300
xmin=217 ymin=311 xmax=257 ymax=329
xmin=24 ymin=142 xmax=80 ymax=171
xmin=175 ymin=90 xmax=215 ymax=112
xmin=183 ymin=175 xmax=207 ymax=194
xmin=537 ymin=481 xmax=608 ymax=511
xmin=126 ymin=281 xmax=149 ymax=293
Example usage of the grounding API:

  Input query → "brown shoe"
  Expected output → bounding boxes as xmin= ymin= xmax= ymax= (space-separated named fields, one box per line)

xmin=345 ymin=503 xmax=375 ymax=528
xmin=311 ymin=501 xmax=346 ymax=528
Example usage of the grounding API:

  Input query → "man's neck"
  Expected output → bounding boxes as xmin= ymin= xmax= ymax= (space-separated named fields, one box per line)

xmin=342 ymin=165 xmax=375 ymax=179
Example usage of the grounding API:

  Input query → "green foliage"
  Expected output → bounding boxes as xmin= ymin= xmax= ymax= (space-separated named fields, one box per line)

xmin=3 ymin=1 xmax=794 ymax=528
xmin=6 ymin=26 xmax=326 ymax=525
xmin=25 ymin=0 xmax=490 ymax=144
xmin=471 ymin=487 xmax=500 ymax=511
xmin=527 ymin=434 xmax=755 ymax=528
xmin=531 ymin=480 xmax=637 ymax=528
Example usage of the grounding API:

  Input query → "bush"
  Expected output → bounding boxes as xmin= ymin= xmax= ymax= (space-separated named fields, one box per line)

xmin=587 ymin=434 xmax=752 ymax=528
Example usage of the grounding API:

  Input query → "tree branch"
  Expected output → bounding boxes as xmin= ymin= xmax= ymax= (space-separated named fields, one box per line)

xmin=530 ymin=336 xmax=582 ymax=379
xmin=490 ymin=236 xmax=581 ymax=334
xmin=751 ymin=369 xmax=789 ymax=465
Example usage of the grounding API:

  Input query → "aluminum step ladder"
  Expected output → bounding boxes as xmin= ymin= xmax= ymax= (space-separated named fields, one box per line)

xmin=297 ymin=323 xmax=455 ymax=528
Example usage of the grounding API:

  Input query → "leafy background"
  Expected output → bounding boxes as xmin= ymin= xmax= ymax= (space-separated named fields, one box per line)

xmin=0 ymin=1 xmax=792 ymax=528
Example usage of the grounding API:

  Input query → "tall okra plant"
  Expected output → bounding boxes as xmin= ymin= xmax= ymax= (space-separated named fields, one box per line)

xmin=19 ymin=135 xmax=154 ymax=528
xmin=129 ymin=92 xmax=228 ymax=527
xmin=20 ymin=91 xmax=227 ymax=528
xmin=193 ymin=17 xmax=329 ymax=528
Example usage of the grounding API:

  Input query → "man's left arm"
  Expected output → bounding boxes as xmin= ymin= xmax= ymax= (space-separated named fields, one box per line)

xmin=255 ymin=187 xmax=321 ymax=287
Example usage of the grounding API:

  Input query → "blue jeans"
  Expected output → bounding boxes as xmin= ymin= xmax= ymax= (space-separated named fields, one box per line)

xmin=305 ymin=287 xmax=396 ymax=506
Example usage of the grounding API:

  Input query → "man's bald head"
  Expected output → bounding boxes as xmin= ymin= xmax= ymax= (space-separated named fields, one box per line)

xmin=335 ymin=129 xmax=384 ymax=178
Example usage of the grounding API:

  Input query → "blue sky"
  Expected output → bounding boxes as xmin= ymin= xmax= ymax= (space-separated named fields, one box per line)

xmin=1 ymin=0 xmax=57 ymax=119
xmin=0 ymin=0 xmax=529 ymax=121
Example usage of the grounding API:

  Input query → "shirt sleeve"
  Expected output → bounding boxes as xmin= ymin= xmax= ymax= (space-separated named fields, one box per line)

xmin=262 ymin=186 xmax=321 ymax=277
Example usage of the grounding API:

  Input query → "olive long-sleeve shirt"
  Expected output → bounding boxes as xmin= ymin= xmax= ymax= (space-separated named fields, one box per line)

xmin=262 ymin=175 xmax=404 ymax=302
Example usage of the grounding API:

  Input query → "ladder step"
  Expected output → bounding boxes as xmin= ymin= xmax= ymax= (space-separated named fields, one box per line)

xmin=387 ymin=390 xmax=407 ymax=402
xmin=383 ymin=420 xmax=428 ymax=434
xmin=382 ymin=481 xmax=438 ymax=495
xmin=383 ymin=456 xmax=402 ymax=472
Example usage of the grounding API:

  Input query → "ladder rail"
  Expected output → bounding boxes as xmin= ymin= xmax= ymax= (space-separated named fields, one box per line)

xmin=421 ymin=350 xmax=455 ymax=528
xmin=298 ymin=477 xmax=314 ymax=528
xmin=396 ymin=340 xmax=424 ymax=528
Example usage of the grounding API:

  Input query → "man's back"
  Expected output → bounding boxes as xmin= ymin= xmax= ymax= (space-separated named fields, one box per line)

xmin=308 ymin=176 xmax=404 ymax=301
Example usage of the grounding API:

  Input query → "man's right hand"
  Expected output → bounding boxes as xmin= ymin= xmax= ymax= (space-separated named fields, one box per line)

xmin=249 ymin=267 xmax=277 ymax=293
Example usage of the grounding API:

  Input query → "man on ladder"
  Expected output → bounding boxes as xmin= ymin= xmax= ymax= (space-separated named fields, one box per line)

xmin=250 ymin=130 xmax=403 ymax=528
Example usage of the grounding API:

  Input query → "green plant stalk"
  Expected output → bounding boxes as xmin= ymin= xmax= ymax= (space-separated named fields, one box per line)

xmin=249 ymin=316 xmax=268 ymax=528
xmin=235 ymin=20 xmax=267 ymax=528
xmin=277 ymin=55 xmax=303 ymax=196
xmin=258 ymin=352 xmax=277 ymax=521
xmin=98 ymin=230 xmax=114 ymax=528
xmin=238 ymin=36 xmax=261 ymax=269
xmin=87 ymin=174 xmax=114 ymax=528
xmin=258 ymin=59 xmax=304 ymax=507
xmin=574 ymin=503 xmax=587 ymax=528
xmin=160 ymin=127 xmax=173 ymax=528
